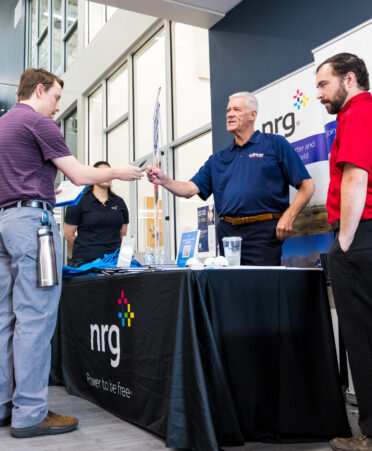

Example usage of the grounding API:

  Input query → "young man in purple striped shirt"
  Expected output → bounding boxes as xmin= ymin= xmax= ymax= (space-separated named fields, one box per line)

xmin=0 ymin=68 xmax=143 ymax=438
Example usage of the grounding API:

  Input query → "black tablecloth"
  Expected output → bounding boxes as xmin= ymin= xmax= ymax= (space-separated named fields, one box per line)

xmin=56 ymin=269 xmax=350 ymax=450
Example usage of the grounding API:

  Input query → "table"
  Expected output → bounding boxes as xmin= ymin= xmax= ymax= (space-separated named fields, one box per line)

xmin=56 ymin=269 xmax=350 ymax=450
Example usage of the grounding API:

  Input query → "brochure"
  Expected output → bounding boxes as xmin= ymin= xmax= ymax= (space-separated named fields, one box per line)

xmin=197 ymin=205 xmax=216 ymax=258
xmin=177 ymin=230 xmax=200 ymax=267
xmin=55 ymin=181 xmax=87 ymax=207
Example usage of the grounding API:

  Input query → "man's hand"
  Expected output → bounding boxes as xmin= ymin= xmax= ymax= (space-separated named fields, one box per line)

xmin=276 ymin=211 xmax=295 ymax=241
xmin=275 ymin=178 xmax=315 ymax=241
xmin=116 ymin=165 xmax=143 ymax=182
xmin=146 ymin=165 xmax=167 ymax=186
xmin=146 ymin=165 xmax=200 ymax=198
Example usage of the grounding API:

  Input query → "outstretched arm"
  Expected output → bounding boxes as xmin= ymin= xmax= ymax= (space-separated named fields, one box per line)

xmin=276 ymin=178 xmax=315 ymax=241
xmin=146 ymin=165 xmax=200 ymax=198
xmin=52 ymin=155 xmax=143 ymax=186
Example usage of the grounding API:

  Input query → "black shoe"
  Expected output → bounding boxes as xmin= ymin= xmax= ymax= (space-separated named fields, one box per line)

xmin=0 ymin=416 xmax=11 ymax=427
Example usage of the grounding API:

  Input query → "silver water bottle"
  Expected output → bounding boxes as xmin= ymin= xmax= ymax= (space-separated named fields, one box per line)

xmin=37 ymin=226 xmax=58 ymax=287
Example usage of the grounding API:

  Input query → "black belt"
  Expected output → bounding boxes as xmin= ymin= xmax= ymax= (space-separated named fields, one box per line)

xmin=3 ymin=200 xmax=53 ymax=212
xmin=331 ymin=220 xmax=340 ymax=232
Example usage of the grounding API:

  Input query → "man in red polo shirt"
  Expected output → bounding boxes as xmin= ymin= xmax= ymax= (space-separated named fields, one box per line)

xmin=316 ymin=53 xmax=372 ymax=451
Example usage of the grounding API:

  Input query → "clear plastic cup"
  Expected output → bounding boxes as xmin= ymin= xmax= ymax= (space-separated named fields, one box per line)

xmin=222 ymin=236 xmax=242 ymax=266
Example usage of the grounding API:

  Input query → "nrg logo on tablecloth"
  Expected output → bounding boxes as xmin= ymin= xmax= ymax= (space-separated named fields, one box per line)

xmin=90 ymin=289 xmax=135 ymax=368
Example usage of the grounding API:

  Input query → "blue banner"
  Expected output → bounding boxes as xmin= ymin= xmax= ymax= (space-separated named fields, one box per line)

xmin=324 ymin=120 xmax=338 ymax=154
xmin=291 ymin=132 xmax=328 ymax=165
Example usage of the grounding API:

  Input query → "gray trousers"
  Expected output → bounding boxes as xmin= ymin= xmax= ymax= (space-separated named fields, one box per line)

xmin=0 ymin=205 xmax=62 ymax=428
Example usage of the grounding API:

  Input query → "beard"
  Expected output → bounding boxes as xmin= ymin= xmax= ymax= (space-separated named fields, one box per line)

xmin=321 ymin=83 xmax=348 ymax=114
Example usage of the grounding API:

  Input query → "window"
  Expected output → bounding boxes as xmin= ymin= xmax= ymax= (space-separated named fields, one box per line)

xmin=86 ymin=22 xmax=212 ymax=259
xmin=107 ymin=122 xmax=130 ymax=223
xmin=88 ymin=87 xmax=103 ymax=164
xmin=174 ymin=133 xmax=213 ymax=251
xmin=26 ymin=0 xmax=78 ymax=74
xmin=172 ymin=23 xmax=211 ymax=138
xmin=134 ymin=29 xmax=167 ymax=160
xmin=107 ymin=65 xmax=128 ymax=125
xmin=87 ymin=1 xmax=117 ymax=43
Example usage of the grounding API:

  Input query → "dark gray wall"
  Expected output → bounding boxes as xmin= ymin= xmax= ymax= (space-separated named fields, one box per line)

xmin=209 ymin=0 xmax=372 ymax=150
xmin=0 ymin=0 xmax=26 ymax=116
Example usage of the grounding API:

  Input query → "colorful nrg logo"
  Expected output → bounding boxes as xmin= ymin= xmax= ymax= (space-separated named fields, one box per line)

xmin=118 ymin=290 xmax=135 ymax=327
xmin=293 ymin=89 xmax=309 ymax=110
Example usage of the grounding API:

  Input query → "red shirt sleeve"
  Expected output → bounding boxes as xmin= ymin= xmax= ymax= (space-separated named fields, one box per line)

xmin=336 ymin=111 xmax=372 ymax=173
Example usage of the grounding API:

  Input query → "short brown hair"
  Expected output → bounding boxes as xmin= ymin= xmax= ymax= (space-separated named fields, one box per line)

xmin=17 ymin=68 xmax=64 ymax=101
xmin=316 ymin=53 xmax=370 ymax=91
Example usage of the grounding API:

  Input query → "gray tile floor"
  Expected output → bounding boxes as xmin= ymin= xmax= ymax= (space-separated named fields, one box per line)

xmin=0 ymin=386 xmax=360 ymax=451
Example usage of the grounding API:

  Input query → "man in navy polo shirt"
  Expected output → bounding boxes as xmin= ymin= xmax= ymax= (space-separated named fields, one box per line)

xmin=146 ymin=92 xmax=314 ymax=265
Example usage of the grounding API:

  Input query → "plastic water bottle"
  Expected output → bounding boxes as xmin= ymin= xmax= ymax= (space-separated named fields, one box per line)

xmin=37 ymin=226 xmax=58 ymax=287
xmin=144 ymin=247 xmax=154 ymax=266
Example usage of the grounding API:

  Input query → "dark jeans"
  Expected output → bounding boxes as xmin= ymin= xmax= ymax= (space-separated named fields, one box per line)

xmin=328 ymin=220 xmax=372 ymax=436
xmin=217 ymin=218 xmax=282 ymax=266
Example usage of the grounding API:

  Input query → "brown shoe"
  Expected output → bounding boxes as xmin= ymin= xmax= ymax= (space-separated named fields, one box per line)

xmin=11 ymin=410 xmax=78 ymax=438
xmin=330 ymin=435 xmax=372 ymax=451
xmin=0 ymin=415 xmax=11 ymax=427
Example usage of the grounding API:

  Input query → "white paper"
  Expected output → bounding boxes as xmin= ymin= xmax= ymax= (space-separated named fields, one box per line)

xmin=55 ymin=181 xmax=86 ymax=205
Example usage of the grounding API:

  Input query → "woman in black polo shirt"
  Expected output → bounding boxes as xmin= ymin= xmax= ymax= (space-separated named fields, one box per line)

xmin=64 ymin=161 xmax=129 ymax=267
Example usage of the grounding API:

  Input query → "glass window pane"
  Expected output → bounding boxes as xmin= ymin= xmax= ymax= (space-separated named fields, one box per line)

xmin=52 ymin=0 xmax=62 ymax=75
xmin=64 ymin=110 xmax=78 ymax=158
xmin=39 ymin=33 xmax=49 ymax=69
xmin=136 ymin=161 xmax=162 ymax=253
xmin=30 ymin=0 xmax=38 ymax=67
xmin=88 ymin=1 xmax=105 ymax=42
xmin=107 ymin=65 xmax=128 ymax=125
xmin=134 ymin=29 xmax=166 ymax=160
xmin=107 ymin=121 xmax=130 ymax=229
xmin=39 ymin=0 xmax=49 ymax=33
xmin=174 ymin=133 xmax=213 ymax=251
xmin=106 ymin=6 xmax=117 ymax=20
xmin=89 ymin=87 xmax=103 ymax=165
xmin=66 ymin=26 xmax=78 ymax=69
xmin=172 ymin=23 xmax=211 ymax=138
xmin=66 ymin=0 xmax=78 ymax=32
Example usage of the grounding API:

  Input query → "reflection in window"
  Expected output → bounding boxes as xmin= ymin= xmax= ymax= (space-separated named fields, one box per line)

xmin=89 ymin=87 xmax=103 ymax=164
xmin=30 ymin=0 xmax=38 ymax=67
xmin=39 ymin=0 xmax=49 ymax=33
xmin=52 ymin=0 xmax=63 ymax=75
xmin=87 ymin=1 xmax=117 ymax=43
xmin=107 ymin=65 xmax=128 ymax=125
xmin=66 ymin=0 xmax=78 ymax=32
xmin=88 ymin=1 xmax=105 ymax=42
xmin=26 ymin=0 xmax=78 ymax=74
xmin=174 ymin=132 xmax=213 ymax=251
xmin=134 ymin=30 xmax=166 ymax=159
xmin=107 ymin=121 xmax=130 ymax=223
xmin=39 ymin=33 xmax=49 ymax=69
xmin=137 ymin=166 xmax=161 ymax=253
xmin=66 ymin=27 xmax=78 ymax=69
xmin=172 ymin=23 xmax=211 ymax=138
xmin=64 ymin=110 xmax=78 ymax=158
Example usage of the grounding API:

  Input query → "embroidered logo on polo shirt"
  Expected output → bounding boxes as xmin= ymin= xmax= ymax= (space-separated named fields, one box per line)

xmin=111 ymin=206 xmax=118 ymax=210
xmin=249 ymin=153 xmax=264 ymax=158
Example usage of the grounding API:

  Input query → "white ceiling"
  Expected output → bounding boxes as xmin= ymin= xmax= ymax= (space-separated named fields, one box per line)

xmin=93 ymin=0 xmax=243 ymax=28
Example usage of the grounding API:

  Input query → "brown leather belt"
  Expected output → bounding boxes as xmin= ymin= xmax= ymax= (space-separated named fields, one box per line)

xmin=221 ymin=212 xmax=282 ymax=225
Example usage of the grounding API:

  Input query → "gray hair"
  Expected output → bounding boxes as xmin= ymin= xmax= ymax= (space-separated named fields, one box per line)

xmin=229 ymin=91 xmax=258 ymax=112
